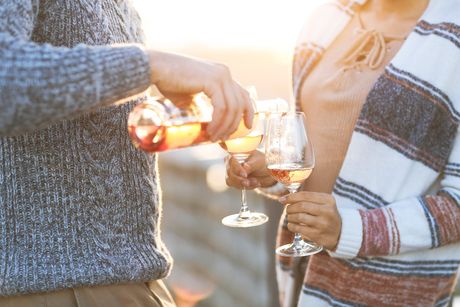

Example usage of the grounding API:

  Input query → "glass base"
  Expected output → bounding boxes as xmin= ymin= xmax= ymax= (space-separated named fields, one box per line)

xmin=276 ymin=241 xmax=323 ymax=257
xmin=221 ymin=212 xmax=269 ymax=228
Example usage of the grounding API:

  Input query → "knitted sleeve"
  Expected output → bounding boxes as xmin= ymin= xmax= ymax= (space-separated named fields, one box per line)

xmin=326 ymin=0 xmax=460 ymax=259
xmin=331 ymin=128 xmax=460 ymax=258
xmin=0 ymin=0 xmax=151 ymax=136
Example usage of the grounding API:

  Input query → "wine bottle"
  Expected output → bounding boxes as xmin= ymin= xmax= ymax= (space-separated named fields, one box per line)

xmin=128 ymin=93 xmax=288 ymax=153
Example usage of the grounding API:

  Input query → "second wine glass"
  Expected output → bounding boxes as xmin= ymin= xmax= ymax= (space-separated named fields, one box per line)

xmin=220 ymin=115 xmax=269 ymax=228
xmin=265 ymin=112 xmax=323 ymax=257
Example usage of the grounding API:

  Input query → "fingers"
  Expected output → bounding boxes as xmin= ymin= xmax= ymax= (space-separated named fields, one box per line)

xmin=226 ymin=155 xmax=246 ymax=176
xmin=233 ymin=84 xmax=253 ymax=132
xmin=241 ymin=151 xmax=277 ymax=187
xmin=207 ymin=83 xmax=245 ymax=141
xmin=287 ymin=223 xmax=316 ymax=241
xmin=285 ymin=197 xmax=342 ymax=251
xmin=286 ymin=212 xmax=317 ymax=226
xmin=226 ymin=174 xmax=260 ymax=190
xmin=286 ymin=202 xmax=323 ymax=216
xmin=205 ymin=65 xmax=248 ymax=141
xmin=287 ymin=219 xmax=341 ymax=251
xmin=242 ymin=151 xmax=266 ymax=174
xmin=206 ymin=87 xmax=226 ymax=141
xmin=245 ymin=178 xmax=261 ymax=189
xmin=225 ymin=172 xmax=246 ymax=189
xmin=240 ymin=87 xmax=254 ymax=130
xmin=225 ymin=156 xmax=260 ymax=190
xmin=220 ymin=84 xmax=244 ymax=140
xmin=225 ymin=155 xmax=276 ymax=190
xmin=279 ymin=191 xmax=334 ymax=205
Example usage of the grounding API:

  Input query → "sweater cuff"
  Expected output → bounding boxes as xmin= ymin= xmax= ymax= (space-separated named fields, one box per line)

xmin=327 ymin=207 xmax=363 ymax=259
xmin=91 ymin=44 xmax=151 ymax=104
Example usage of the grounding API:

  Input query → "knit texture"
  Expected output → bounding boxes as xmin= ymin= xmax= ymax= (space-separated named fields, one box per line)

xmin=0 ymin=0 xmax=172 ymax=296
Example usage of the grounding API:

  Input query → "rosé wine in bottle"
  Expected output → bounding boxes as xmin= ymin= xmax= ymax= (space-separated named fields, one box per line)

xmin=128 ymin=94 xmax=254 ymax=153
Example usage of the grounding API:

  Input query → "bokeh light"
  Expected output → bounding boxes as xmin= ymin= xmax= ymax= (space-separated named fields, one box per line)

xmin=206 ymin=163 xmax=229 ymax=192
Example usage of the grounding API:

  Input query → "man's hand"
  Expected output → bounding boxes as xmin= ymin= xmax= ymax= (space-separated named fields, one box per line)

xmin=148 ymin=51 xmax=254 ymax=141
xmin=225 ymin=150 xmax=277 ymax=190
xmin=280 ymin=192 xmax=342 ymax=251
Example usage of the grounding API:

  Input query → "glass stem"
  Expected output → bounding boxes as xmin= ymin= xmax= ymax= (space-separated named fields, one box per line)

xmin=293 ymin=233 xmax=304 ymax=250
xmin=235 ymin=158 xmax=251 ymax=220
xmin=239 ymin=188 xmax=251 ymax=219
xmin=287 ymin=185 xmax=304 ymax=249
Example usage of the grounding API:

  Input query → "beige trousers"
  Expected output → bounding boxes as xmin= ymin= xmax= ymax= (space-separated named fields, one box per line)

xmin=0 ymin=281 xmax=176 ymax=307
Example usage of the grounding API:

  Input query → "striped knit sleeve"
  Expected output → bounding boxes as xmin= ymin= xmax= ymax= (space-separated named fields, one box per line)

xmin=331 ymin=110 xmax=460 ymax=259
xmin=331 ymin=157 xmax=460 ymax=260
xmin=0 ymin=0 xmax=151 ymax=136
xmin=332 ymin=80 xmax=460 ymax=258
xmin=337 ymin=130 xmax=460 ymax=258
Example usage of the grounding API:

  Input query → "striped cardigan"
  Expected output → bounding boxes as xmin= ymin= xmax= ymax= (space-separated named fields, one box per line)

xmin=276 ymin=1 xmax=460 ymax=306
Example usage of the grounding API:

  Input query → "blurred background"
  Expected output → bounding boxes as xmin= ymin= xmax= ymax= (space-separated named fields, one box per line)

xmin=133 ymin=1 xmax=324 ymax=306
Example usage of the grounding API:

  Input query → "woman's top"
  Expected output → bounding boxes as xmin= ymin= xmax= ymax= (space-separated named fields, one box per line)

xmin=275 ymin=0 xmax=460 ymax=306
xmin=0 ymin=0 xmax=171 ymax=296
xmin=300 ymin=13 xmax=407 ymax=194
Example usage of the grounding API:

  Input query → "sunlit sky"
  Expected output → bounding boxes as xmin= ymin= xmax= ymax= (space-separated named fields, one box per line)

xmin=134 ymin=0 xmax=325 ymax=52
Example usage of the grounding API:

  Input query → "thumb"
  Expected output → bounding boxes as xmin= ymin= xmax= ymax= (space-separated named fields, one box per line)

xmin=242 ymin=162 xmax=252 ymax=174
xmin=243 ymin=154 xmax=262 ymax=175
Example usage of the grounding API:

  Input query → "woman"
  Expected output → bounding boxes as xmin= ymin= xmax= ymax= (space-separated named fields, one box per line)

xmin=226 ymin=0 xmax=460 ymax=305
xmin=0 ymin=0 xmax=253 ymax=306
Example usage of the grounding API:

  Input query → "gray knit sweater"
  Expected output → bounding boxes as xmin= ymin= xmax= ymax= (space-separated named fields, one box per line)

xmin=0 ymin=0 xmax=172 ymax=296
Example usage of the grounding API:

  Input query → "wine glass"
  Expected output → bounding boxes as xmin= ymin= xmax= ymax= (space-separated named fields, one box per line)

xmin=220 ymin=114 xmax=269 ymax=228
xmin=265 ymin=112 xmax=323 ymax=257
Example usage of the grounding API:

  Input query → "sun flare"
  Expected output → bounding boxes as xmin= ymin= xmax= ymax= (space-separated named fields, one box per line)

xmin=133 ymin=0 xmax=325 ymax=52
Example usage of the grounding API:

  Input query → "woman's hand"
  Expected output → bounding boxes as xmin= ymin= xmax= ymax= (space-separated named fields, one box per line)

xmin=280 ymin=192 xmax=342 ymax=251
xmin=148 ymin=51 xmax=254 ymax=142
xmin=225 ymin=150 xmax=277 ymax=190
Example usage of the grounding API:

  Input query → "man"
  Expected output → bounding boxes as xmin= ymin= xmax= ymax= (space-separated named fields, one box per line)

xmin=0 ymin=1 xmax=253 ymax=305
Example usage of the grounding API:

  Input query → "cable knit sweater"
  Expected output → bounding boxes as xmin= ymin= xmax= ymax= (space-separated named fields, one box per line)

xmin=0 ymin=0 xmax=172 ymax=296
